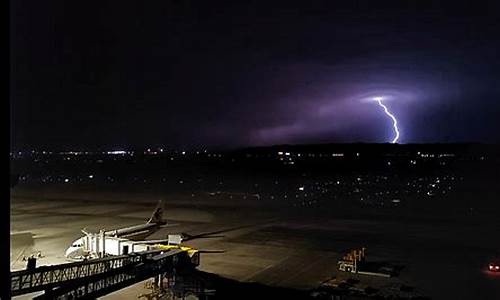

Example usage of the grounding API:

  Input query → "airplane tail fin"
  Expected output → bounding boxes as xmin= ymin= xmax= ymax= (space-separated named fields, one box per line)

xmin=147 ymin=200 xmax=165 ymax=224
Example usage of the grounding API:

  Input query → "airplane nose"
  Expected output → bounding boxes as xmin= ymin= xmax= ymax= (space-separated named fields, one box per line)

xmin=65 ymin=247 xmax=76 ymax=258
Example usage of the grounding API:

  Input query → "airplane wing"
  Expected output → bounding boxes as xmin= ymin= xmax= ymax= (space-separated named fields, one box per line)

xmin=197 ymin=249 xmax=226 ymax=253
xmin=181 ymin=232 xmax=225 ymax=241
xmin=160 ymin=223 xmax=179 ymax=228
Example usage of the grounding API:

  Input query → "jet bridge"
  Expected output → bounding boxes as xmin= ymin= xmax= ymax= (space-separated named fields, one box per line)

xmin=11 ymin=248 xmax=199 ymax=299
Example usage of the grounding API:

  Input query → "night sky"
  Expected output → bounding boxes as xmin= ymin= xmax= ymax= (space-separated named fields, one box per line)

xmin=10 ymin=1 xmax=500 ymax=150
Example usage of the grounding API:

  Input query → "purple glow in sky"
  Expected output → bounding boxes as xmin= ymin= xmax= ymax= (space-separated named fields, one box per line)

xmin=11 ymin=2 xmax=500 ymax=149
xmin=246 ymin=62 xmax=450 ymax=146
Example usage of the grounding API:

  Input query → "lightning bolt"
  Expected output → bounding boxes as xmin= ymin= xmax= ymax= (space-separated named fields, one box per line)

xmin=374 ymin=98 xmax=400 ymax=144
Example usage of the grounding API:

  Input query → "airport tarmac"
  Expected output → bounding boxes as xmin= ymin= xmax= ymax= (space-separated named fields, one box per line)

xmin=10 ymin=186 xmax=500 ymax=299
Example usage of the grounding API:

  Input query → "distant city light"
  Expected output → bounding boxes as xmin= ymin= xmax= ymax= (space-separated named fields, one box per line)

xmin=107 ymin=150 xmax=126 ymax=155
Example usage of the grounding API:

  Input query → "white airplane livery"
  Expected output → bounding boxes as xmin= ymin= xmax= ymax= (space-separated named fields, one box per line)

xmin=65 ymin=200 xmax=168 ymax=259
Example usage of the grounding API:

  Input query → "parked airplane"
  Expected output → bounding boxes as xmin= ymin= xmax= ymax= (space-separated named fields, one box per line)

xmin=65 ymin=200 xmax=171 ymax=259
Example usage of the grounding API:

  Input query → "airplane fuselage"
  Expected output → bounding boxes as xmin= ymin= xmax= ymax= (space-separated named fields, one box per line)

xmin=65 ymin=200 xmax=166 ymax=259
xmin=105 ymin=222 xmax=165 ymax=240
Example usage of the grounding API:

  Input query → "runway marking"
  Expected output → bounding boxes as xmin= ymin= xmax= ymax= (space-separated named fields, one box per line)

xmin=241 ymin=252 xmax=294 ymax=282
xmin=11 ymin=245 xmax=29 ymax=268
xmin=277 ymin=252 xmax=336 ymax=286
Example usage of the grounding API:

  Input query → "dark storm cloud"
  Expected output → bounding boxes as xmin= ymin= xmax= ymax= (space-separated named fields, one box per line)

xmin=10 ymin=1 xmax=500 ymax=149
